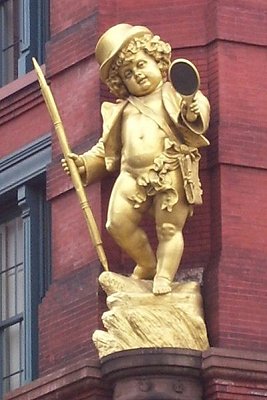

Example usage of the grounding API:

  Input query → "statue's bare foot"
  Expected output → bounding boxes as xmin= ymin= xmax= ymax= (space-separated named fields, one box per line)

xmin=153 ymin=276 xmax=172 ymax=295
xmin=131 ymin=265 xmax=156 ymax=280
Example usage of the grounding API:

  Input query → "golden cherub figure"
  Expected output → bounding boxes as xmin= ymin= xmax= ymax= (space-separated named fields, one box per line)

xmin=62 ymin=23 xmax=210 ymax=295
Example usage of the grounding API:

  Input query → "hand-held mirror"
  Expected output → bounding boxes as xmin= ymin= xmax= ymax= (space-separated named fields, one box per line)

xmin=168 ymin=58 xmax=200 ymax=121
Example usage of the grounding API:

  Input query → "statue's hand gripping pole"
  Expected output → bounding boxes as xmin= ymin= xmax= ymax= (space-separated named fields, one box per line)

xmin=32 ymin=58 xmax=109 ymax=272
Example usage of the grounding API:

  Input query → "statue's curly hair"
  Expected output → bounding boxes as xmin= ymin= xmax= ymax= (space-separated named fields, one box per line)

xmin=106 ymin=33 xmax=172 ymax=99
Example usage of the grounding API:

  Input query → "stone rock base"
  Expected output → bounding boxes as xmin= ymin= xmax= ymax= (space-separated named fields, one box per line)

xmin=93 ymin=272 xmax=209 ymax=358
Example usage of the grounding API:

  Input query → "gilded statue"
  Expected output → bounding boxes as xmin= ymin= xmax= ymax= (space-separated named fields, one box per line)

xmin=62 ymin=23 xmax=210 ymax=296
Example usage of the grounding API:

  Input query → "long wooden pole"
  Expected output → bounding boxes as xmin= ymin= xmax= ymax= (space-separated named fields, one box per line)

xmin=32 ymin=58 xmax=109 ymax=271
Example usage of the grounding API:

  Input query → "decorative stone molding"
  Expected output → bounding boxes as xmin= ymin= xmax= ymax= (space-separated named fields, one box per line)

xmin=4 ymin=359 xmax=110 ymax=400
xmin=202 ymin=347 xmax=267 ymax=399
xmin=101 ymin=348 xmax=203 ymax=400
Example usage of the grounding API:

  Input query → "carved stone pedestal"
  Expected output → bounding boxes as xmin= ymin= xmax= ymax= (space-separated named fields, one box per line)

xmin=100 ymin=348 xmax=203 ymax=400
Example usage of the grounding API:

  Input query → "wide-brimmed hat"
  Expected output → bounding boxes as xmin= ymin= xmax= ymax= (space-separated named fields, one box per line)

xmin=95 ymin=23 xmax=152 ymax=82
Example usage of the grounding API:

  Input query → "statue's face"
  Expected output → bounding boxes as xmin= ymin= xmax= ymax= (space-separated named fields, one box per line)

xmin=119 ymin=50 xmax=163 ymax=96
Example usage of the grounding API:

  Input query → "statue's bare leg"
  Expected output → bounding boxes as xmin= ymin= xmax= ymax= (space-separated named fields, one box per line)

xmin=106 ymin=171 xmax=156 ymax=278
xmin=153 ymin=170 xmax=192 ymax=294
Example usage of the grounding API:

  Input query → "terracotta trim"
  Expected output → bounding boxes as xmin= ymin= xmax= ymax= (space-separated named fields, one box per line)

xmin=4 ymin=359 xmax=105 ymax=400
xmin=0 ymin=67 xmax=45 ymax=126
xmin=202 ymin=347 xmax=267 ymax=381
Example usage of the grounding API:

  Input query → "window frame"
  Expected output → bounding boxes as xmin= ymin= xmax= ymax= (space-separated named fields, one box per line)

xmin=0 ymin=134 xmax=51 ymax=396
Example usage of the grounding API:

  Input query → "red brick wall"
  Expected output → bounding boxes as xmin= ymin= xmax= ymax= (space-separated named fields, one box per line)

xmin=1 ymin=0 xmax=267 ymax=384
xmin=28 ymin=0 xmax=267 ymax=372
xmin=203 ymin=1 xmax=267 ymax=351
xmin=0 ymin=70 xmax=51 ymax=158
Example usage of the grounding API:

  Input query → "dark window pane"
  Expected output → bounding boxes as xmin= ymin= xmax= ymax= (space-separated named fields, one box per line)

xmin=0 ymin=0 xmax=50 ymax=86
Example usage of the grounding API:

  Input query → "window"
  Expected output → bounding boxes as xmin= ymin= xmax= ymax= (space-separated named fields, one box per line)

xmin=0 ymin=135 xmax=51 ymax=396
xmin=0 ymin=216 xmax=24 ymax=393
xmin=0 ymin=0 xmax=50 ymax=87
